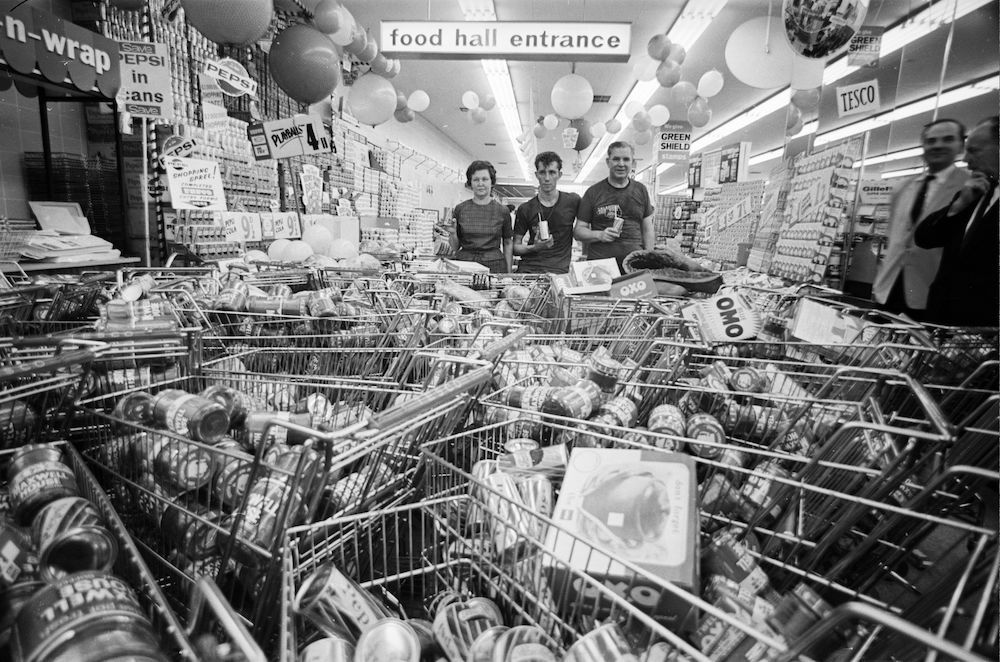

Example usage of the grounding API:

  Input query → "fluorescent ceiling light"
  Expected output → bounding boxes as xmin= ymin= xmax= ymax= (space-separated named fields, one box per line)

xmin=660 ymin=182 xmax=690 ymax=195
xmin=689 ymin=0 xmax=991 ymax=156
xmin=852 ymin=147 xmax=923 ymax=168
xmin=882 ymin=166 xmax=925 ymax=179
xmin=575 ymin=0 xmax=730 ymax=183
xmin=655 ymin=162 xmax=677 ymax=175
xmin=460 ymin=0 xmax=533 ymax=180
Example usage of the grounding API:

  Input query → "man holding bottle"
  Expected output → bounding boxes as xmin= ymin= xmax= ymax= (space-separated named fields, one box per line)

xmin=575 ymin=141 xmax=655 ymax=270
xmin=513 ymin=151 xmax=581 ymax=274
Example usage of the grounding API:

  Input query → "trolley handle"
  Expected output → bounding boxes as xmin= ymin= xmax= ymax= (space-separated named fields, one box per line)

xmin=11 ymin=330 xmax=184 ymax=346
xmin=186 ymin=577 xmax=266 ymax=662
xmin=369 ymin=366 xmax=493 ymax=431
xmin=827 ymin=366 xmax=954 ymax=437
xmin=776 ymin=601 xmax=991 ymax=662
xmin=0 ymin=347 xmax=98 ymax=382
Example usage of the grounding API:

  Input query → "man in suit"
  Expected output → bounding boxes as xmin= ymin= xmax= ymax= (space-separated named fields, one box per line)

xmin=915 ymin=116 xmax=999 ymax=327
xmin=872 ymin=119 xmax=968 ymax=319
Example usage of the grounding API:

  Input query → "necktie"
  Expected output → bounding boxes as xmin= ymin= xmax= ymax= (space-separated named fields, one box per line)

xmin=910 ymin=173 xmax=935 ymax=224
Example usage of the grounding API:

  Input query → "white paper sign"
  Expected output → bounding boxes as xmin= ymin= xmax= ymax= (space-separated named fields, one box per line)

xmin=836 ymin=79 xmax=880 ymax=118
xmin=219 ymin=211 xmax=243 ymax=241
xmin=163 ymin=157 xmax=227 ymax=211
xmin=271 ymin=212 xmax=301 ymax=239
xmin=260 ymin=212 xmax=275 ymax=239
xmin=680 ymin=293 xmax=760 ymax=342
xmin=220 ymin=211 xmax=263 ymax=242
xmin=119 ymin=41 xmax=173 ymax=119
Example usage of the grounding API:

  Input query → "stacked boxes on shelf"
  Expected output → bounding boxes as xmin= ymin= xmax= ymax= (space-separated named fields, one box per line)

xmin=698 ymin=181 xmax=766 ymax=266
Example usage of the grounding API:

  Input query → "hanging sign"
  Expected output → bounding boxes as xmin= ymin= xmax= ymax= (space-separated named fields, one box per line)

xmin=163 ymin=157 xmax=227 ymax=211
xmin=657 ymin=121 xmax=692 ymax=164
xmin=718 ymin=142 xmax=751 ymax=184
xmin=687 ymin=154 xmax=703 ymax=189
xmin=247 ymin=115 xmax=331 ymax=160
xmin=836 ymin=79 xmax=880 ymax=118
xmin=118 ymin=41 xmax=172 ymax=119
xmin=203 ymin=58 xmax=257 ymax=97
xmin=847 ymin=26 xmax=883 ymax=68
xmin=380 ymin=21 xmax=630 ymax=62
xmin=0 ymin=6 xmax=120 ymax=97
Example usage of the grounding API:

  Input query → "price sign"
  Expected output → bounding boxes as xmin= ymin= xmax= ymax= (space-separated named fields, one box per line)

xmin=241 ymin=212 xmax=263 ymax=241
xmin=219 ymin=211 xmax=244 ymax=241
xmin=609 ymin=270 xmax=656 ymax=300
xmin=299 ymin=115 xmax=330 ymax=155
xmin=272 ymin=212 xmax=301 ymax=239
xmin=259 ymin=212 xmax=275 ymax=239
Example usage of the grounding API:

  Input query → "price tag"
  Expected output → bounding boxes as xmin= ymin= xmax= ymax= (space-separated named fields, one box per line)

xmin=272 ymin=212 xmax=301 ymax=239
xmin=219 ymin=211 xmax=244 ymax=242
xmin=241 ymin=212 xmax=263 ymax=242
xmin=297 ymin=115 xmax=331 ymax=155
xmin=609 ymin=270 xmax=656 ymax=300
xmin=260 ymin=212 xmax=275 ymax=239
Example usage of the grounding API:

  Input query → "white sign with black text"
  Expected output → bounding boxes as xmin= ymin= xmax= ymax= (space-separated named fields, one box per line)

xmin=836 ymin=79 xmax=880 ymax=118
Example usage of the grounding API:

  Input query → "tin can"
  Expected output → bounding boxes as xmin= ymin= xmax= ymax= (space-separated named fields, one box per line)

xmin=432 ymin=599 xmax=505 ymax=662
xmin=767 ymin=583 xmax=832 ymax=642
xmin=647 ymin=404 xmax=686 ymax=436
xmin=153 ymin=439 xmax=216 ymax=493
xmin=729 ymin=367 xmax=766 ymax=393
xmin=229 ymin=475 xmax=303 ymax=564
xmin=505 ymin=386 xmax=555 ymax=412
xmin=212 ymin=443 xmax=255 ymax=510
xmin=494 ymin=625 xmax=559 ymax=661
xmin=11 ymin=571 xmax=168 ymax=662
xmin=294 ymin=563 xmax=391 ymax=638
xmin=540 ymin=387 xmax=593 ymax=420
xmin=299 ymin=635 xmax=355 ymax=662
xmin=31 ymin=497 xmax=117 ymax=582
xmin=151 ymin=389 xmax=230 ymax=443
xmin=504 ymin=438 xmax=538 ymax=453
xmin=214 ymin=281 xmax=249 ymax=312
xmin=7 ymin=445 xmax=79 ymax=526
xmin=685 ymin=413 xmax=726 ymax=460
xmin=586 ymin=353 xmax=621 ymax=393
xmin=273 ymin=445 xmax=325 ymax=502
xmin=425 ymin=590 xmax=462 ymax=618
xmin=308 ymin=291 xmax=340 ymax=318
xmin=537 ymin=220 xmax=550 ymax=241
xmin=598 ymin=396 xmax=638 ymax=428
xmin=497 ymin=444 xmax=568 ymax=480
xmin=0 ymin=579 xmax=45 ymax=649
xmin=354 ymin=618 xmax=421 ymax=662
xmin=199 ymin=385 xmax=255 ymax=428
xmin=517 ymin=475 xmax=553 ymax=542
xmin=612 ymin=216 xmax=625 ymax=233
xmin=563 ymin=623 xmax=638 ymax=662
xmin=482 ymin=471 xmax=530 ymax=554
xmin=740 ymin=459 xmax=792 ymax=524
xmin=407 ymin=617 xmax=443 ymax=661
xmin=466 ymin=625 xmax=509 ymax=662
xmin=0 ymin=518 xmax=35 ymax=588
xmin=112 ymin=392 xmax=155 ymax=425
xmin=160 ymin=502 xmax=221 ymax=561
xmin=703 ymin=528 xmax=770 ymax=596
xmin=267 ymin=284 xmax=294 ymax=298
xmin=245 ymin=411 xmax=315 ymax=449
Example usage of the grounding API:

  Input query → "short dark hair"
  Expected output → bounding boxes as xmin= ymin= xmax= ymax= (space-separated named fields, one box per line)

xmin=607 ymin=141 xmax=634 ymax=157
xmin=465 ymin=160 xmax=497 ymax=187
xmin=534 ymin=151 xmax=562 ymax=170
xmin=921 ymin=118 xmax=965 ymax=142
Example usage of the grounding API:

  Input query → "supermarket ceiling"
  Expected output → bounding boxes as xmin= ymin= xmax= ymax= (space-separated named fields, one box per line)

xmin=337 ymin=0 xmax=999 ymax=189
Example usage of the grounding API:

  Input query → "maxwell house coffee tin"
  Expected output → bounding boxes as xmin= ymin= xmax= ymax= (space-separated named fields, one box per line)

xmin=7 ymin=445 xmax=79 ymax=526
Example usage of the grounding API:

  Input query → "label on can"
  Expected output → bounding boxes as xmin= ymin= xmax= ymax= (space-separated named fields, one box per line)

xmin=537 ymin=220 xmax=550 ymax=241
xmin=10 ymin=462 xmax=78 ymax=523
xmin=686 ymin=413 xmax=726 ymax=459
xmin=0 ymin=520 xmax=33 ymax=586
xmin=162 ymin=393 xmax=197 ymax=435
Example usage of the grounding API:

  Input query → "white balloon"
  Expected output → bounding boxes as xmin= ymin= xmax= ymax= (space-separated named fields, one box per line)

xmin=647 ymin=104 xmax=670 ymax=126
xmin=282 ymin=240 xmax=314 ymax=263
xmin=631 ymin=112 xmax=652 ymax=132
xmin=327 ymin=238 xmax=359 ymax=260
xmin=244 ymin=250 xmax=268 ymax=263
xmin=591 ymin=122 xmax=607 ymax=139
xmin=533 ymin=124 xmax=547 ymax=138
xmin=634 ymin=57 xmax=660 ymax=83
xmin=407 ymin=89 xmax=430 ymax=112
xmin=725 ymin=17 xmax=796 ymax=89
xmin=624 ymin=100 xmax=644 ymax=118
xmin=268 ymin=239 xmax=291 ymax=261
xmin=605 ymin=118 xmax=623 ymax=134
xmin=462 ymin=90 xmax=480 ymax=109
xmin=301 ymin=225 xmax=333 ymax=255
xmin=480 ymin=94 xmax=496 ymax=111
xmin=550 ymin=73 xmax=594 ymax=120
xmin=634 ymin=130 xmax=652 ymax=145
xmin=329 ymin=6 xmax=355 ymax=46
xmin=543 ymin=113 xmax=559 ymax=130
xmin=697 ymin=70 xmax=724 ymax=98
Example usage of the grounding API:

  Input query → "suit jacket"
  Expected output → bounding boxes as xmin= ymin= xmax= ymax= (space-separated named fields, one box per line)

xmin=872 ymin=166 xmax=968 ymax=309
xmin=914 ymin=191 xmax=999 ymax=326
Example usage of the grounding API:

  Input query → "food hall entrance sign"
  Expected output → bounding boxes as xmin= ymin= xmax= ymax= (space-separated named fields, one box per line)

xmin=380 ymin=21 xmax=630 ymax=62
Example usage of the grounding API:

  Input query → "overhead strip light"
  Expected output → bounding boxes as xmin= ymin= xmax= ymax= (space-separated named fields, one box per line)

xmin=689 ymin=0 xmax=991 ymax=155
xmin=459 ymin=0 xmax=533 ymax=180
xmin=881 ymin=166 xmax=925 ymax=179
xmin=574 ymin=0 xmax=730 ymax=183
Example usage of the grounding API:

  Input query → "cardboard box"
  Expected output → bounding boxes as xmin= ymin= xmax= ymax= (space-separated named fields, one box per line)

xmin=542 ymin=448 xmax=699 ymax=633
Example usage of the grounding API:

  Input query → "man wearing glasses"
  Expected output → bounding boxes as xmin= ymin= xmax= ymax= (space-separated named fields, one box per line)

xmin=513 ymin=151 xmax=581 ymax=274
xmin=871 ymin=119 xmax=968 ymax=319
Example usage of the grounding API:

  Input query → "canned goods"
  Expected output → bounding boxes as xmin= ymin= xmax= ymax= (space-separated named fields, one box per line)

xmin=199 ymin=385 xmax=255 ymax=428
xmin=214 ymin=281 xmax=249 ymax=312
xmin=563 ymin=623 xmax=638 ymax=662
xmin=504 ymin=438 xmax=538 ymax=453
xmin=466 ymin=625 xmax=509 ymax=662
xmin=0 ymin=578 xmax=45 ymax=648
xmin=244 ymin=410 xmax=314 ymax=448
xmin=540 ymin=387 xmax=593 ymax=420
xmin=112 ymin=392 xmax=155 ymax=425
xmin=354 ymin=618 xmax=420 ymax=662
xmin=647 ymin=404 xmax=686 ymax=436
xmin=0 ymin=518 xmax=35 ymax=588
xmin=598 ymin=396 xmax=638 ymax=428
xmin=729 ymin=367 xmax=766 ymax=393
xmin=517 ymin=475 xmax=553 ymax=542
xmin=11 ymin=571 xmax=168 ymax=662
xmin=766 ymin=583 xmax=832 ymax=642
xmin=432 ymin=599 xmax=505 ymax=662
xmin=685 ymin=413 xmax=726 ymax=460
xmin=160 ymin=502 xmax=221 ymax=561
xmin=497 ymin=444 xmax=568 ymax=480
xmin=586 ymin=353 xmax=621 ymax=393
xmin=572 ymin=379 xmax=605 ymax=413
xmin=267 ymin=284 xmax=294 ymax=298
xmin=299 ymin=635 xmax=355 ymax=662
xmin=740 ymin=459 xmax=792 ymax=523
xmin=31 ymin=497 xmax=117 ymax=582
xmin=212 ymin=444 xmax=254 ymax=510
xmin=702 ymin=528 xmax=770 ymax=596
xmin=154 ymin=438 xmax=216 ymax=492
xmin=294 ymin=563 xmax=391 ymax=638
xmin=7 ymin=445 xmax=80 ymax=526
xmin=425 ymin=590 xmax=462 ymax=618
xmin=493 ymin=625 xmax=559 ymax=661
xmin=505 ymin=386 xmax=555 ymax=412
xmin=229 ymin=475 xmax=303 ymax=564
xmin=407 ymin=617 xmax=443 ymax=660
xmin=246 ymin=295 xmax=309 ymax=316
xmin=151 ymin=389 xmax=230 ymax=443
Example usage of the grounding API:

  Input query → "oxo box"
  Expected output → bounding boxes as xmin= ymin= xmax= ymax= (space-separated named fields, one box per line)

xmin=541 ymin=448 xmax=699 ymax=633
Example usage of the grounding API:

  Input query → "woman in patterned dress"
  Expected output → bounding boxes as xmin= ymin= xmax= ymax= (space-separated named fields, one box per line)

xmin=451 ymin=160 xmax=513 ymax=273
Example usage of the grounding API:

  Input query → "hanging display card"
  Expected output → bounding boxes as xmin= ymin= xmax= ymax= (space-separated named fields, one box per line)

xmin=163 ymin=157 xmax=227 ymax=211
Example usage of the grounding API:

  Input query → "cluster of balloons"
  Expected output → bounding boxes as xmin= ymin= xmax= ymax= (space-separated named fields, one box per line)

xmin=263 ymin=230 xmax=360 ymax=264
xmin=637 ymin=33 xmax=724 ymax=130
xmin=462 ymin=90 xmax=497 ymax=125
xmin=786 ymin=86 xmax=822 ymax=137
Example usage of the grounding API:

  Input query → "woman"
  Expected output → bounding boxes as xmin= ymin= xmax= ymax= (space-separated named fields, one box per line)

xmin=451 ymin=160 xmax=513 ymax=273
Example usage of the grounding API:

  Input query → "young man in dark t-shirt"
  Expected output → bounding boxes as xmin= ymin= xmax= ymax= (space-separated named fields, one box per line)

xmin=575 ymin=141 xmax=655 ymax=269
xmin=513 ymin=151 xmax=581 ymax=274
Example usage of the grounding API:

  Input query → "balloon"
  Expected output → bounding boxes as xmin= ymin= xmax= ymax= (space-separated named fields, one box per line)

xmin=469 ymin=107 xmax=487 ymax=124
xmin=570 ymin=118 xmax=593 ymax=151
xmin=624 ymin=100 xmax=644 ymax=118
xmin=268 ymin=239 xmax=291 ymax=261
xmin=787 ymin=116 xmax=804 ymax=137
xmin=655 ymin=59 xmax=682 ymax=88
xmin=786 ymin=105 xmax=802 ymax=131
xmin=348 ymin=72 xmax=397 ymax=126
xmin=359 ymin=36 xmax=378 ymax=62
xmin=327 ymin=239 xmax=358 ymax=260
xmin=791 ymin=87 xmax=822 ymax=110
xmin=550 ymin=73 xmax=594 ymax=120
xmin=244 ymin=250 xmax=268 ymax=263
xmin=381 ymin=59 xmax=400 ymax=79
xmin=344 ymin=24 xmax=368 ymax=55
xmin=395 ymin=92 xmax=408 ymax=111
xmin=275 ymin=0 xmax=322 ymax=11
xmin=462 ymin=90 xmax=480 ymax=109
xmin=688 ymin=97 xmax=712 ymax=128
xmin=269 ymin=25 xmax=342 ymax=104
xmin=329 ymin=6 xmax=355 ymax=45
xmin=647 ymin=34 xmax=672 ymax=60
xmin=533 ymin=124 xmax=547 ymax=138
xmin=394 ymin=107 xmax=416 ymax=123
xmin=634 ymin=57 xmax=660 ymax=83
xmin=784 ymin=0 xmax=869 ymax=58
xmin=110 ymin=0 xmax=146 ymax=10
xmin=301 ymin=226 xmax=333 ymax=255
xmin=697 ymin=70 xmax=724 ymax=98
xmin=672 ymin=81 xmax=698 ymax=106
xmin=647 ymin=104 xmax=670 ymax=126
xmin=543 ymin=114 xmax=559 ymax=131
xmin=179 ymin=0 xmax=272 ymax=45
xmin=591 ymin=122 xmax=607 ymax=139
xmin=666 ymin=43 xmax=686 ymax=65
xmin=790 ymin=55 xmax=826 ymax=90
xmin=634 ymin=130 xmax=652 ymax=145
xmin=725 ymin=17 xmax=796 ymax=89
xmin=605 ymin=118 xmax=623 ymax=134
xmin=407 ymin=89 xmax=430 ymax=112
xmin=312 ymin=0 xmax=343 ymax=33
xmin=369 ymin=53 xmax=389 ymax=74
xmin=480 ymin=94 xmax=496 ymax=111
xmin=631 ymin=112 xmax=652 ymax=132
